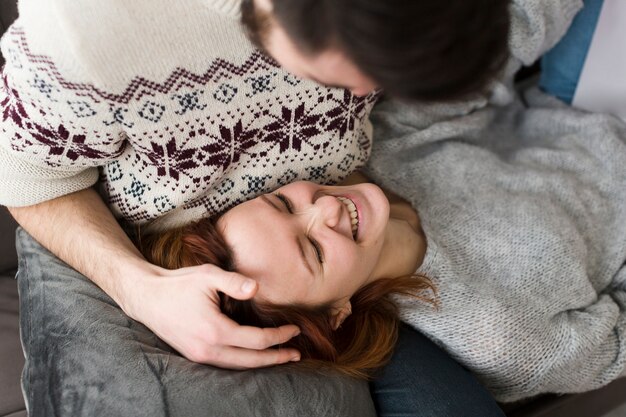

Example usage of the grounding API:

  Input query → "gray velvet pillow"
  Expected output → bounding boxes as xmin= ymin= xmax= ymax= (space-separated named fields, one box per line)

xmin=17 ymin=228 xmax=376 ymax=417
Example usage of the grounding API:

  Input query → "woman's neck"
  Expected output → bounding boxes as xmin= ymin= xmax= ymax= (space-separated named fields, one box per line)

xmin=369 ymin=199 xmax=427 ymax=281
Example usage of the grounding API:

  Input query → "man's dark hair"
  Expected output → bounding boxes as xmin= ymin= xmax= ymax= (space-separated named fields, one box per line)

xmin=241 ymin=0 xmax=511 ymax=102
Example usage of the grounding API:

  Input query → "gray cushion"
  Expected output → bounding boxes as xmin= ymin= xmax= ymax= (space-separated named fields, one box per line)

xmin=0 ymin=209 xmax=18 ymax=272
xmin=0 ymin=274 xmax=26 ymax=417
xmin=17 ymin=228 xmax=376 ymax=417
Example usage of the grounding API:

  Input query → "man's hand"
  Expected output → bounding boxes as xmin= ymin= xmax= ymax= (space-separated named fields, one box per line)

xmin=9 ymin=188 xmax=300 ymax=370
xmin=125 ymin=263 xmax=301 ymax=369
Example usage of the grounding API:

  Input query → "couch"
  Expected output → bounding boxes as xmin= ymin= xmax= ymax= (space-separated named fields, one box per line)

xmin=0 ymin=0 xmax=625 ymax=415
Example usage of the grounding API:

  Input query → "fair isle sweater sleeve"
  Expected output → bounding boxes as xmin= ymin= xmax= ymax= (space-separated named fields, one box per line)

xmin=0 ymin=1 xmax=126 ymax=207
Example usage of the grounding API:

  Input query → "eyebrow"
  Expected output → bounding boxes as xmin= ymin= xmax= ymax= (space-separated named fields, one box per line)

xmin=260 ymin=194 xmax=281 ymax=211
xmin=260 ymin=195 xmax=315 ymax=276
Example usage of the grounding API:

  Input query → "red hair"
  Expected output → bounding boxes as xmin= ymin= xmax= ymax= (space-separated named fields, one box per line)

xmin=138 ymin=216 xmax=436 ymax=378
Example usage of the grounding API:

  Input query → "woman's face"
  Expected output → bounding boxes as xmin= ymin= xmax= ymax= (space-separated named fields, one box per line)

xmin=217 ymin=181 xmax=390 ymax=308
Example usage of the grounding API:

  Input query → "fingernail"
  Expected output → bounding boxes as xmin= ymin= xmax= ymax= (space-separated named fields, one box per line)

xmin=292 ymin=329 xmax=301 ymax=338
xmin=242 ymin=280 xmax=256 ymax=293
xmin=290 ymin=355 xmax=300 ymax=362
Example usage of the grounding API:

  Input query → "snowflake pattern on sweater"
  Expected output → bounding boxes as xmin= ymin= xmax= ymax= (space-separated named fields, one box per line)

xmin=0 ymin=21 xmax=378 ymax=230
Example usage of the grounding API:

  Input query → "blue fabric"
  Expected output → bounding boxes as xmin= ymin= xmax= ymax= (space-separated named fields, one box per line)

xmin=540 ymin=0 xmax=604 ymax=104
xmin=370 ymin=324 xmax=505 ymax=417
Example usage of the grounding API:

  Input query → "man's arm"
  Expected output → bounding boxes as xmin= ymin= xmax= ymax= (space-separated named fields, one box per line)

xmin=9 ymin=188 xmax=301 ymax=368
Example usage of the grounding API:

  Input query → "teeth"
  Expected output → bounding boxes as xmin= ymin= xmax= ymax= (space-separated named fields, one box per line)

xmin=337 ymin=196 xmax=359 ymax=238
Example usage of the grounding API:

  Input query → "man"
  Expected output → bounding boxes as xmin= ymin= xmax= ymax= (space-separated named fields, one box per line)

xmin=240 ymin=0 xmax=509 ymax=101
xmin=1 ymin=0 xmax=509 ymax=414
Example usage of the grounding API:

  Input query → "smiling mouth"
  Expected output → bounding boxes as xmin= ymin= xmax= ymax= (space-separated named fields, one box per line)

xmin=337 ymin=196 xmax=359 ymax=239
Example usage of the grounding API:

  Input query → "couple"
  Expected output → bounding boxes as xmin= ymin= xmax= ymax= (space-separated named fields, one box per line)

xmin=3 ymin=0 xmax=511 ymax=414
xmin=3 ymin=0 xmax=625 ymax=416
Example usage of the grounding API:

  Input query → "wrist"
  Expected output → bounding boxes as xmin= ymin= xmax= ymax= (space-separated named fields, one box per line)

xmin=108 ymin=256 xmax=163 ymax=319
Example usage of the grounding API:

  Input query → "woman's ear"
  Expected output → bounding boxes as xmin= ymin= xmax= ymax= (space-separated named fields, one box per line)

xmin=331 ymin=301 xmax=352 ymax=330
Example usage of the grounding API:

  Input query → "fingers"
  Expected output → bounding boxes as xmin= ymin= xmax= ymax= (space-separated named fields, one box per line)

xmin=185 ymin=319 xmax=301 ymax=368
xmin=192 ymin=265 xmax=258 ymax=300
xmin=223 ymin=322 xmax=301 ymax=350
xmin=171 ymin=264 xmax=258 ymax=299
xmin=162 ymin=264 xmax=303 ymax=369
xmin=209 ymin=346 xmax=301 ymax=370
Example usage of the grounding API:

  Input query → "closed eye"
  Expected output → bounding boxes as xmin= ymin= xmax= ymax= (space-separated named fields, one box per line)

xmin=275 ymin=192 xmax=293 ymax=213
xmin=309 ymin=237 xmax=324 ymax=265
xmin=275 ymin=192 xmax=324 ymax=266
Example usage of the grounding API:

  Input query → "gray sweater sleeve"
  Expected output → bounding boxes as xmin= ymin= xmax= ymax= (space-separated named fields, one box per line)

xmin=508 ymin=0 xmax=583 ymax=66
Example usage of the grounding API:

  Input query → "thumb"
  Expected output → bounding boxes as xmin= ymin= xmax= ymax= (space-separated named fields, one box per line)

xmin=213 ymin=270 xmax=258 ymax=300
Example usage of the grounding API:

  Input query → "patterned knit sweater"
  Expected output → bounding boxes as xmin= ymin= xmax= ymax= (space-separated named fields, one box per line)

xmin=0 ymin=0 xmax=377 ymax=230
xmin=366 ymin=0 xmax=626 ymax=403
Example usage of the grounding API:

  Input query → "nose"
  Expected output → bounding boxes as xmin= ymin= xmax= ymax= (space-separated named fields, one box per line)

xmin=313 ymin=195 xmax=343 ymax=229
xmin=350 ymin=83 xmax=379 ymax=97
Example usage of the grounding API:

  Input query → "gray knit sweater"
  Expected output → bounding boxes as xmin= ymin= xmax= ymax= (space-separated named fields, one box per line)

xmin=365 ymin=0 xmax=626 ymax=403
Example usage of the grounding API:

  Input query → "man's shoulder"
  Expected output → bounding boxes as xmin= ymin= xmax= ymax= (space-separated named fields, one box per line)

xmin=14 ymin=0 xmax=251 ymax=92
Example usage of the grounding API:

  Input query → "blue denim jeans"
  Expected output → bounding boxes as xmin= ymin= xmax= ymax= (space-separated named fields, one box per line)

xmin=540 ymin=0 xmax=604 ymax=104
xmin=16 ymin=228 xmax=503 ymax=416
xmin=370 ymin=324 xmax=505 ymax=417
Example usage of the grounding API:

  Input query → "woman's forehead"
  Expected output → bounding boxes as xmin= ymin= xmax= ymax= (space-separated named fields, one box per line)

xmin=219 ymin=198 xmax=314 ymax=302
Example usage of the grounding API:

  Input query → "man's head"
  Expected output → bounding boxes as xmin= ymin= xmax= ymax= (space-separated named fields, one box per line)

xmin=241 ymin=0 xmax=511 ymax=101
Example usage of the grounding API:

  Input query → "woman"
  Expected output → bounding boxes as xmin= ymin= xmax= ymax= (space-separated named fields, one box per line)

xmin=139 ymin=85 xmax=626 ymax=403
xmin=139 ymin=174 xmax=435 ymax=379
